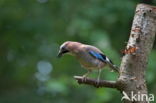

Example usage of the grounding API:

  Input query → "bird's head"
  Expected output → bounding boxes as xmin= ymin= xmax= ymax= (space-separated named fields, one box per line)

xmin=57 ymin=41 xmax=71 ymax=58
xmin=57 ymin=41 xmax=81 ymax=58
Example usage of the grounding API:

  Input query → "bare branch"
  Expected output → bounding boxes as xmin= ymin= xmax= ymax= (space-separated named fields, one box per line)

xmin=74 ymin=76 xmax=119 ymax=88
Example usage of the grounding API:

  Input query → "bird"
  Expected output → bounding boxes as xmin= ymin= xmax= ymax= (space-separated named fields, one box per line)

xmin=57 ymin=41 xmax=119 ymax=83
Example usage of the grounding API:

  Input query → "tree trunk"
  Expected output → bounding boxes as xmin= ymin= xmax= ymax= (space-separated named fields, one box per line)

xmin=119 ymin=4 xmax=156 ymax=103
xmin=74 ymin=3 xmax=156 ymax=103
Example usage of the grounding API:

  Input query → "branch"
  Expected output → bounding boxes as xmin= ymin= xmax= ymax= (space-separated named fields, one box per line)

xmin=74 ymin=76 xmax=119 ymax=88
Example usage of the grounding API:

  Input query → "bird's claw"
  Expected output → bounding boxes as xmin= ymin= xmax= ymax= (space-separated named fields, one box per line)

xmin=82 ymin=76 xmax=87 ymax=82
xmin=95 ymin=79 xmax=100 ymax=87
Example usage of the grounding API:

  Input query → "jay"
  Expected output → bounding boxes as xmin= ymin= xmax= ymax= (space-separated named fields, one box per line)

xmin=58 ymin=41 xmax=119 ymax=82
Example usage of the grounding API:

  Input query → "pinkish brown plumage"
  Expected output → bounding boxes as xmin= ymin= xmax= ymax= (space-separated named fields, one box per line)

xmin=58 ymin=41 xmax=119 ymax=82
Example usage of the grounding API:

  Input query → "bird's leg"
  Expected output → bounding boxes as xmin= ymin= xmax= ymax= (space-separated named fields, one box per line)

xmin=96 ymin=69 xmax=102 ymax=85
xmin=82 ymin=70 xmax=91 ymax=82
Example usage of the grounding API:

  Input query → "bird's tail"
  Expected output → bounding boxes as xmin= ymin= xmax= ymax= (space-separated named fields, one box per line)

xmin=108 ymin=63 xmax=120 ymax=73
xmin=104 ymin=56 xmax=119 ymax=73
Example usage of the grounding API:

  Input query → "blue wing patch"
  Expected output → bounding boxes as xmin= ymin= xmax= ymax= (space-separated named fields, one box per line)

xmin=89 ymin=51 xmax=107 ymax=62
xmin=89 ymin=51 xmax=114 ymax=64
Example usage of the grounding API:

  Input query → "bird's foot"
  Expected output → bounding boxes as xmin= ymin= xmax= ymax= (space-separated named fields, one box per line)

xmin=95 ymin=79 xmax=100 ymax=87
xmin=82 ymin=76 xmax=87 ymax=82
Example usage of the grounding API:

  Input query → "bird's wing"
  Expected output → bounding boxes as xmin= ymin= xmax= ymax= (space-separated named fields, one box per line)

xmin=88 ymin=50 xmax=113 ymax=64
xmin=88 ymin=50 xmax=119 ymax=72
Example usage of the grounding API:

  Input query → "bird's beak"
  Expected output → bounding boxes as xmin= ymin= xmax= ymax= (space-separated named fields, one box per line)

xmin=57 ymin=49 xmax=69 ymax=58
xmin=57 ymin=51 xmax=63 ymax=58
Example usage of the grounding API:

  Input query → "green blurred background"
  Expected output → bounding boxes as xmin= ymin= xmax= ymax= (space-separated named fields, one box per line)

xmin=0 ymin=0 xmax=156 ymax=103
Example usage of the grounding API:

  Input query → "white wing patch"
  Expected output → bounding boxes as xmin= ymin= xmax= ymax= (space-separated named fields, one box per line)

xmin=106 ymin=57 xmax=112 ymax=64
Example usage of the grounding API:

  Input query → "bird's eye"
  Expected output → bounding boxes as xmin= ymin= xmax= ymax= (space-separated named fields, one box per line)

xmin=62 ymin=47 xmax=66 ymax=50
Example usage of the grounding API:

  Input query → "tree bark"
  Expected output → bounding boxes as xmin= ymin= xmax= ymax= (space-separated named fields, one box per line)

xmin=74 ymin=3 xmax=156 ymax=103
